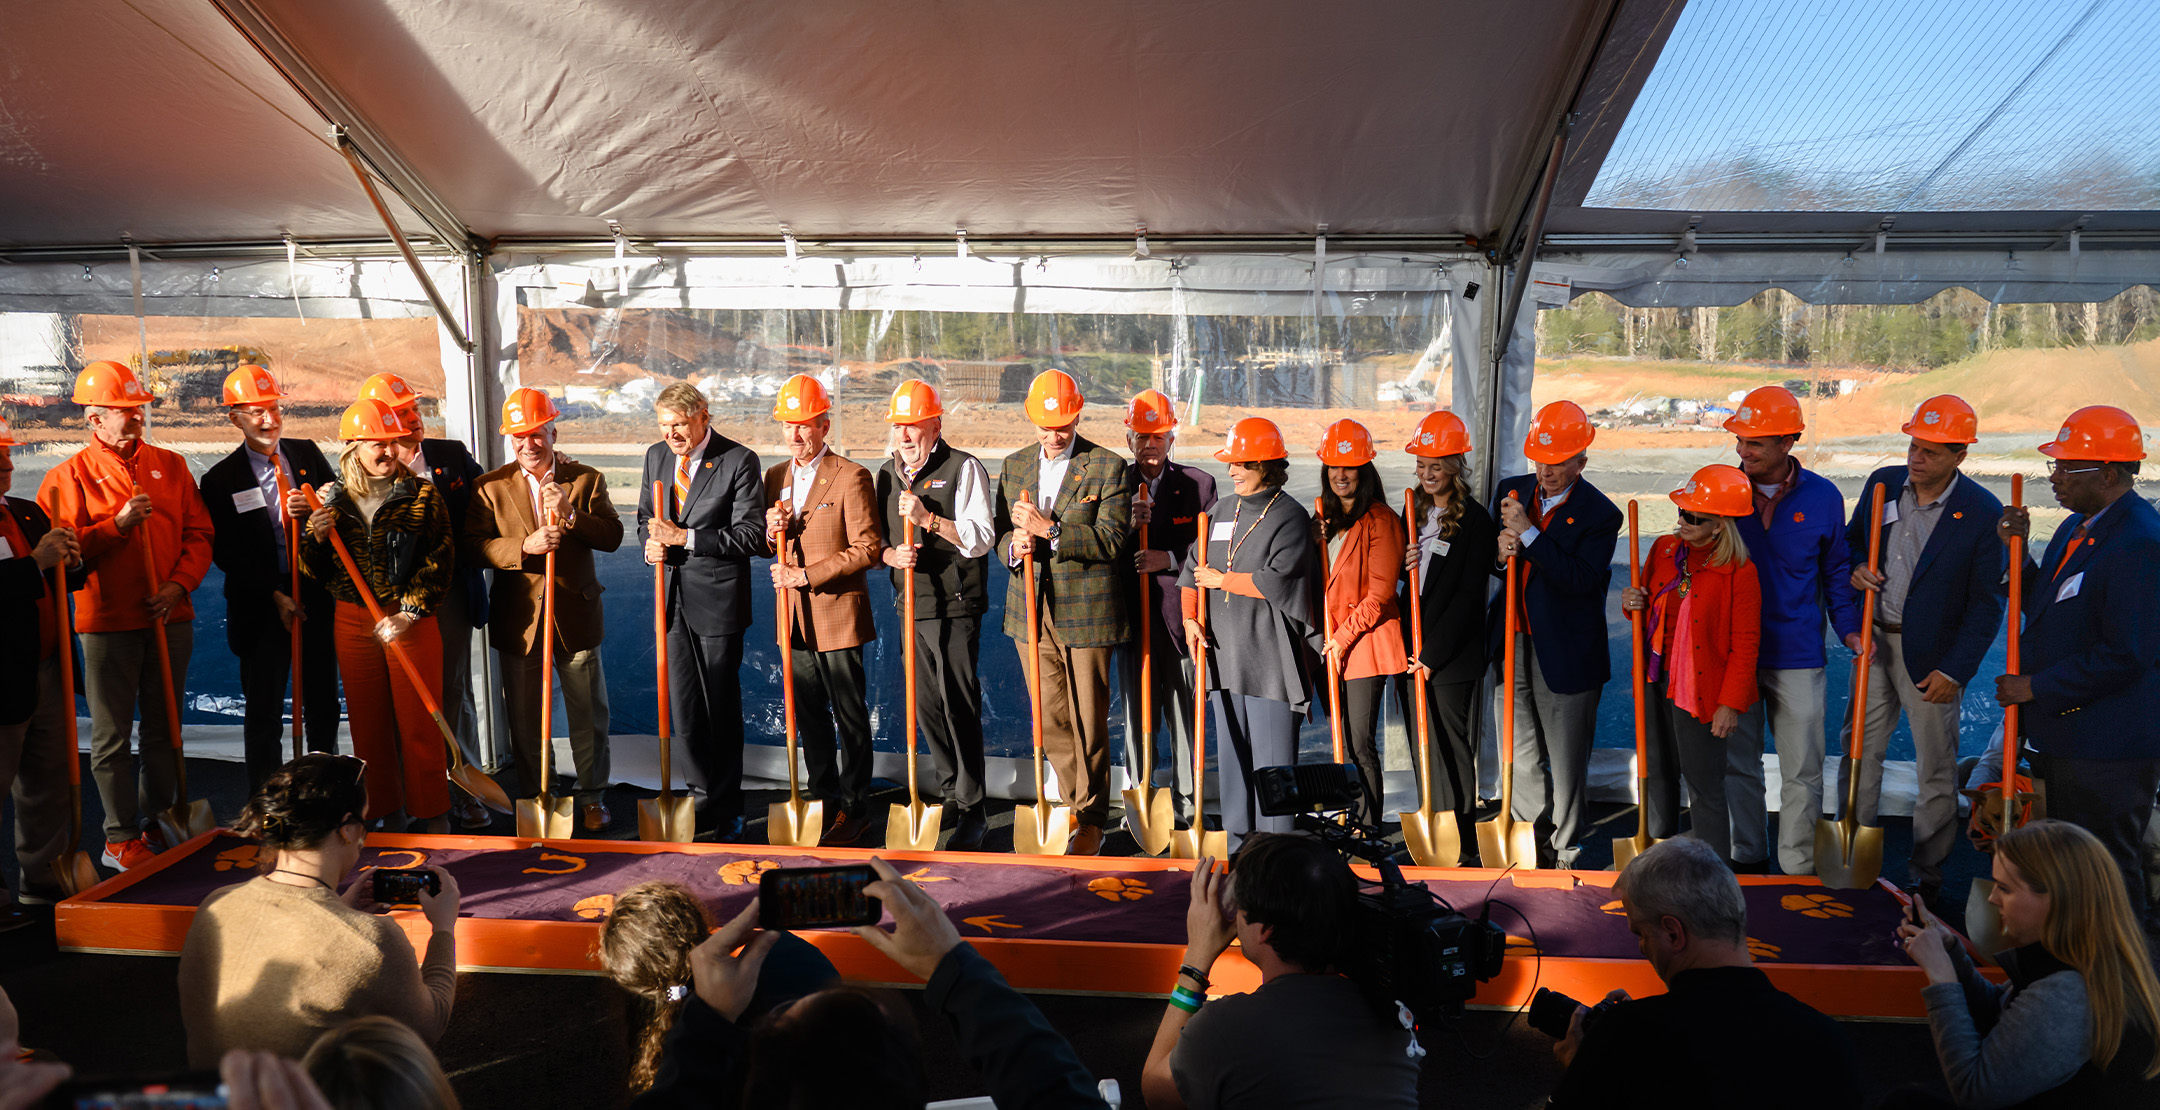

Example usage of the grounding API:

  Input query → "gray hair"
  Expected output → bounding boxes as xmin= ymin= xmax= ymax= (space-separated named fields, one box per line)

xmin=1613 ymin=837 xmax=1747 ymax=945
xmin=655 ymin=382 xmax=708 ymax=420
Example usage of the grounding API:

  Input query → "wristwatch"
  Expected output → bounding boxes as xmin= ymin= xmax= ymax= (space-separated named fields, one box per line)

xmin=1045 ymin=521 xmax=1062 ymax=542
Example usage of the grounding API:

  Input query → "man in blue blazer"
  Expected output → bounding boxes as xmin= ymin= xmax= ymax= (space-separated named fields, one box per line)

xmin=640 ymin=382 xmax=766 ymax=840
xmin=1491 ymin=401 xmax=1621 ymax=869
xmin=1842 ymin=396 xmax=2004 ymax=905
xmin=1726 ymin=386 xmax=1863 ymax=875
xmin=1999 ymin=405 xmax=2160 ymax=931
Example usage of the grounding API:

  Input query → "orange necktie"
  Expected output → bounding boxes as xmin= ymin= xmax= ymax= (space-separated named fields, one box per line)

xmin=2052 ymin=520 xmax=2090 ymax=581
xmin=674 ymin=454 xmax=692 ymax=522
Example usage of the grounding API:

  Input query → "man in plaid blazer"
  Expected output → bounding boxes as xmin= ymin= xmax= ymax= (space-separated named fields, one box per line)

xmin=996 ymin=370 xmax=1131 ymax=855
xmin=763 ymin=375 xmax=882 ymax=846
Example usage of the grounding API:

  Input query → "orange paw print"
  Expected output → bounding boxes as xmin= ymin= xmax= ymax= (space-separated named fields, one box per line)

xmin=1505 ymin=934 xmax=1542 ymax=956
xmin=1747 ymin=936 xmax=1783 ymax=961
xmin=719 ymin=859 xmax=779 ymax=886
xmin=1599 ymin=899 xmax=1625 ymax=916
xmin=213 ymin=844 xmax=261 ymax=872
xmin=573 ymin=894 xmax=615 ymax=920
xmin=1087 ymin=877 xmax=1152 ymax=902
xmin=1781 ymin=893 xmax=1853 ymax=919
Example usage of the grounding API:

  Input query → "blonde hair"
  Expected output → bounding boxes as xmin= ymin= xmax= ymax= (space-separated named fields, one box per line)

xmin=1997 ymin=819 xmax=2160 ymax=1077
xmin=302 ymin=1017 xmax=459 ymax=1110
xmin=597 ymin=882 xmax=713 ymax=1092
xmin=1410 ymin=453 xmax=1470 ymax=541
xmin=1704 ymin=515 xmax=1750 ymax=568
xmin=655 ymin=382 xmax=709 ymax=420
xmin=336 ymin=443 xmax=415 ymax=491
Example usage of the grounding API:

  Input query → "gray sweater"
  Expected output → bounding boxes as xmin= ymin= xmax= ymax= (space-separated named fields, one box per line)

xmin=1179 ymin=488 xmax=1321 ymax=712
xmin=1920 ymin=942 xmax=2091 ymax=1109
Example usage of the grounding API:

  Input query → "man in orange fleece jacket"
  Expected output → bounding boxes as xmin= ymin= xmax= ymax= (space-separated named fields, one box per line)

xmin=37 ymin=361 xmax=213 ymax=871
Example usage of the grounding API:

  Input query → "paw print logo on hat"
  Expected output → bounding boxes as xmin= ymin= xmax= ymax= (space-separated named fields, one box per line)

xmin=1537 ymin=432 xmax=1552 ymax=446
xmin=897 ymin=395 xmax=912 ymax=413
xmin=1780 ymin=893 xmax=1853 ymax=919
xmin=1923 ymin=410 xmax=1940 ymax=425
xmin=785 ymin=396 xmax=801 ymax=411
xmin=1737 ymin=406 xmax=1753 ymax=422
xmin=1043 ymin=396 xmax=1060 ymax=411
xmin=1086 ymin=876 xmax=1152 ymax=902
xmin=1335 ymin=440 xmax=1351 ymax=455
xmin=1418 ymin=432 xmax=1433 ymax=445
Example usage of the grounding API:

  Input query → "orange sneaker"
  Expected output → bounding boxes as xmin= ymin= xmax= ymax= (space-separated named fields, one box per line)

xmin=100 ymin=836 xmax=157 ymax=871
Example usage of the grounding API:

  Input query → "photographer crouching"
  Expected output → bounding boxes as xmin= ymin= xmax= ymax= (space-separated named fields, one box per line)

xmin=1141 ymin=834 xmax=1420 ymax=1109
xmin=1546 ymin=837 xmax=1859 ymax=1108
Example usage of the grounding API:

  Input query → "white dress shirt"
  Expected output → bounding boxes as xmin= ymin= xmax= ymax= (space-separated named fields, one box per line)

xmin=904 ymin=443 xmax=995 ymax=558
xmin=1011 ymin=439 xmax=1076 ymax=565
xmin=245 ymin=443 xmax=294 ymax=572
xmin=788 ymin=447 xmax=829 ymax=512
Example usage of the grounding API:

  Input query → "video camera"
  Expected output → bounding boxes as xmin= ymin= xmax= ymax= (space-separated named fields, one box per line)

xmin=1253 ymin=763 xmax=1506 ymax=1024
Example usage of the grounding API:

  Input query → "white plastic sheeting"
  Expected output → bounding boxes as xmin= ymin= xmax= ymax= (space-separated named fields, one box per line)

xmin=1537 ymin=249 xmax=2160 ymax=308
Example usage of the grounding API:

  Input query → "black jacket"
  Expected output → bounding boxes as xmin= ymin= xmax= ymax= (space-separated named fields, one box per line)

xmin=631 ymin=943 xmax=1104 ymax=1110
xmin=637 ymin=433 xmax=765 ymax=638
xmin=0 ymin=497 xmax=84 ymax=726
xmin=1407 ymin=495 xmax=1497 ymax=684
xmin=1127 ymin=460 xmax=1216 ymax=657
xmin=417 ymin=438 xmax=488 ymax=628
xmin=199 ymin=439 xmax=337 ymax=654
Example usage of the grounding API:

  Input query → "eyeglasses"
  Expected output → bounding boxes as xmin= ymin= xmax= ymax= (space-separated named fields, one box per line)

xmin=2046 ymin=461 xmax=2104 ymax=477
xmin=1677 ymin=510 xmax=1713 ymax=526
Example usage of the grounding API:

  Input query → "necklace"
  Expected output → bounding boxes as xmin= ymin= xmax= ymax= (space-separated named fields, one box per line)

xmin=267 ymin=869 xmax=334 ymax=891
xmin=1226 ymin=490 xmax=1283 ymax=569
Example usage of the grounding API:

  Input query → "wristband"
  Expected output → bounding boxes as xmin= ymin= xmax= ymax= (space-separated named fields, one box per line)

xmin=1168 ymin=986 xmax=1204 ymax=1014
xmin=1177 ymin=964 xmax=1212 ymax=990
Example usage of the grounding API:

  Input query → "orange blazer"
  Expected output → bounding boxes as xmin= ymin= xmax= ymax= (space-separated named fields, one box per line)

xmin=1324 ymin=502 xmax=1407 ymax=681
xmin=1643 ymin=533 xmax=1762 ymax=722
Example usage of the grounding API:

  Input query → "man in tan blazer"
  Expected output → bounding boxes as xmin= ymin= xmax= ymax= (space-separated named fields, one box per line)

xmin=764 ymin=374 xmax=883 ymax=845
xmin=465 ymin=388 xmax=624 ymax=831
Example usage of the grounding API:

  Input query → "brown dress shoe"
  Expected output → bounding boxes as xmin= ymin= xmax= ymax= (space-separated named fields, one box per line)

xmin=457 ymin=796 xmax=491 ymax=830
xmin=821 ymin=810 xmax=871 ymax=847
xmin=581 ymin=802 xmax=611 ymax=832
xmin=1066 ymin=823 xmax=1104 ymax=856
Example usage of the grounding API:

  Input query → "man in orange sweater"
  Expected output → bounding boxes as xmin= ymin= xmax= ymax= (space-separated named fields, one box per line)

xmin=37 ymin=362 xmax=213 ymax=870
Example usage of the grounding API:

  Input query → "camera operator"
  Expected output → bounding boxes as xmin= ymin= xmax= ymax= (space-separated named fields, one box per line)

xmin=1141 ymin=834 xmax=1418 ymax=1110
xmin=1547 ymin=837 xmax=1858 ymax=1108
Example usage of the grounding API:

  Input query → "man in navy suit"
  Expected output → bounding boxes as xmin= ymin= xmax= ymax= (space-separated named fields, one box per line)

xmin=640 ymin=382 xmax=765 ymax=840
xmin=1120 ymin=389 xmax=1215 ymax=833
xmin=1841 ymin=396 xmax=2004 ymax=907
xmin=1999 ymin=405 xmax=2160 ymax=930
xmin=198 ymin=367 xmax=341 ymax=791
xmin=362 ymin=372 xmax=494 ymax=827
xmin=1491 ymin=401 xmax=1621 ymax=869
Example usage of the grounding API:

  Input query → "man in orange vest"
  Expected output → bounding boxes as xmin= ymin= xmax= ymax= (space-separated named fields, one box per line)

xmin=37 ymin=361 xmax=213 ymax=870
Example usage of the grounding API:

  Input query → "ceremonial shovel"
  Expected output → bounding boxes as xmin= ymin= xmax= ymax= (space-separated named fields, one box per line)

xmin=1398 ymin=488 xmax=1459 ymax=867
xmin=1316 ymin=497 xmax=1346 ymax=766
xmin=275 ymin=468 xmax=303 ymax=761
xmin=515 ymin=506 xmax=576 ymax=839
xmin=1171 ymin=511 xmax=1230 ymax=861
xmin=767 ymin=541 xmax=825 ymax=847
xmin=1965 ymin=474 xmax=2030 ymax=951
xmin=1477 ymin=491 xmax=1540 ymax=870
xmin=886 ymin=515 xmax=943 ymax=850
xmin=1119 ymin=483 xmax=1174 ymax=856
xmin=637 ymin=481 xmax=696 ymax=842
xmin=300 ymin=485 xmax=511 ymax=813
xmin=138 ymin=500 xmax=215 ymax=847
xmin=1817 ymin=483 xmax=1887 ymax=889
xmin=51 ymin=568 xmax=100 ymax=895
xmin=1013 ymin=492 xmax=1075 ymax=856
xmin=1611 ymin=501 xmax=1661 ymax=869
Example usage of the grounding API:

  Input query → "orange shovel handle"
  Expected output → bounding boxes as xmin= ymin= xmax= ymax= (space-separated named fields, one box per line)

xmin=300 ymin=484 xmax=447 ymax=721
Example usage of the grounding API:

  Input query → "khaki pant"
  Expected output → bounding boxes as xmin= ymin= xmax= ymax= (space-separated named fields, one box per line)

xmin=501 ymin=644 xmax=612 ymax=805
xmin=1840 ymin=628 xmax=1962 ymax=885
xmin=0 ymin=658 xmax=72 ymax=895
xmin=80 ymin=623 xmax=190 ymax=843
xmin=1016 ymin=610 xmax=1114 ymax=828
xmin=1728 ymin=666 xmax=1826 ymax=874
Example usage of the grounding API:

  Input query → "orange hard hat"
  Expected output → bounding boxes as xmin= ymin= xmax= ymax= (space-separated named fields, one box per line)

xmin=1724 ymin=386 xmax=1805 ymax=438
xmin=222 ymin=364 xmax=285 ymax=407
xmin=339 ymin=398 xmax=410 ymax=442
xmin=2039 ymin=405 xmax=2146 ymax=462
xmin=1316 ymin=418 xmax=1377 ymax=467
xmin=886 ymin=379 xmax=944 ymax=424
xmin=1126 ymin=389 xmax=1177 ymax=435
xmin=499 ymin=387 xmax=562 ymax=436
xmin=1670 ymin=464 xmax=1753 ymax=517
xmin=1024 ymin=369 xmax=1084 ymax=428
xmin=0 ymin=415 xmax=18 ymax=447
xmin=357 ymin=372 xmax=422 ymax=412
xmin=72 ymin=360 xmax=152 ymax=407
xmin=1405 ymin=410 xmax=1472 ymax=457
xmin=1902 ymin=394 xmax=1977 ymax=445
xmin=1214 ymin=417 xmax=1288 ymax=463
xmin=772 ymin=374 xmax=831 ymax=423
xmin=1523 ymin=400 xmax=1595 ymax=464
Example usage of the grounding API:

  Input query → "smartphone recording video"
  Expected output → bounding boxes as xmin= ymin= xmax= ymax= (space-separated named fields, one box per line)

xmin=758 ymin=864 xmax=882 ymax=930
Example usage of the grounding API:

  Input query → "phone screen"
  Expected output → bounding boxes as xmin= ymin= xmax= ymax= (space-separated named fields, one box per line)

xmin=371 ymin=868 xmax=438 ymax=905
xmin=49 ymin=1075 xmax=227 ymax=1108
xmin=759 ymin=865 xmax=882 ymax=930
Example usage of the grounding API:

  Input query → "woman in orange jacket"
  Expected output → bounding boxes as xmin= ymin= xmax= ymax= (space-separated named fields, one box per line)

xmin=1621 ymin=464 xmax=1761 ymax=864
xmin=1313 ymin=419 xmax=1407 ymax=828
xmin=301 ymin=400 xmax=456 ymax=833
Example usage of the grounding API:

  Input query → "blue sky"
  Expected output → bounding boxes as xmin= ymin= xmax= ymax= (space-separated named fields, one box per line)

xmin=1586 ymin=0 xmax=2160 ymax=211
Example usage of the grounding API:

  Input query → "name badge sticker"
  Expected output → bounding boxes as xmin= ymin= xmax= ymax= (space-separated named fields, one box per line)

xmin=231 ymin=487 xmax=268 ymax=513
xmin=1211 ymin=521 xmax=1233 ymax=541
xmin=1881 ymin=501 xmax=1900 ymax=526
xmin=1433 ymin=539 xmax=1452 ymax=558
xmin=2056 ymin=571 xmax=2084 ymax=603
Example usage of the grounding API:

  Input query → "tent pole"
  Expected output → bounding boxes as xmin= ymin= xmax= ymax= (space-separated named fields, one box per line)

xmin=335 ymin=130 xmax=473 ymax=354
xmin=1484 ymin=130 xmax=1567 ymax=504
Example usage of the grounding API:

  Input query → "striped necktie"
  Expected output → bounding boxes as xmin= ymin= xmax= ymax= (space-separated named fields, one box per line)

xmin=674 ymin=453 xmax=692 ymax=521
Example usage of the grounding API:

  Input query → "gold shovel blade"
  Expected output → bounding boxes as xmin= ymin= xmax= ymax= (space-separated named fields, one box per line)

xmin=1610 ymin=833 xmax=1665 ymax=871
xmin=637 ymin=793 xmax=698 ymax=843
xmin=156 ymin=799 xmax=218 ymax=850
xmin=1121 ymin=786 xmax=1177 ymax=857
xmin=1477 ymin=814 xmax=1542 ymax=870
xmin=766 ymin=799 xmax=825 ymax=847
xmin=59 ymin=849 xmax=102 ymax=896
xmin=885 ymin=801 xmax=944 ymax=851
xmin=455 ymin=765 xmax=514 ymax=815
xmin=1813 ymin=817 xmax=1885 ymax=890
xmin=516 ymin=795 xmax=577 ymax=840
xmin=1169 ymin=826 xmax=1230 ymax=860
xmin=1400 ymin=810 xmax=1461 ymax=868
xmin=1013 ymin=802 xmax=1074 ymax=856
